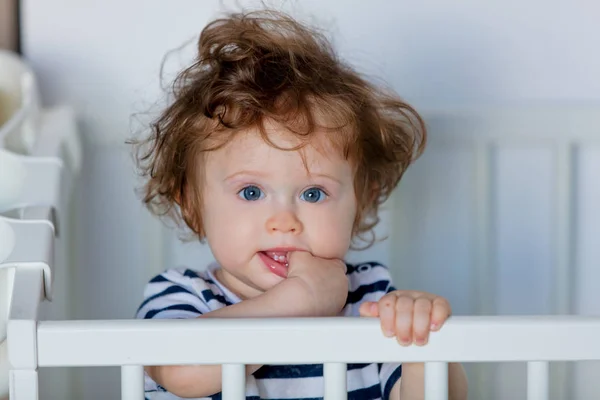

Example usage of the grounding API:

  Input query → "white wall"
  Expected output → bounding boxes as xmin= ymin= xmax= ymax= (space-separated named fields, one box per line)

xmin=21 ymin=0 xmax=600 ymax=399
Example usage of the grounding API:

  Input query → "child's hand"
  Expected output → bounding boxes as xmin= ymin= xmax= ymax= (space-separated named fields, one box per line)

xmin=358 ymin=290 xmax=451 ymax=346
xmin=286 ymin=251 xmax=348 ymax=317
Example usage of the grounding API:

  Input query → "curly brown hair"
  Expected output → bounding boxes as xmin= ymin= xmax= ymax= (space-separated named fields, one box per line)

xmin=130 ymin=9 xmax=426 ymax=249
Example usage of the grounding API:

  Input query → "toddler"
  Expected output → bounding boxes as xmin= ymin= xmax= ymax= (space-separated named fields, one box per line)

xmin=131 ymin=9 xmax=468 ymax=400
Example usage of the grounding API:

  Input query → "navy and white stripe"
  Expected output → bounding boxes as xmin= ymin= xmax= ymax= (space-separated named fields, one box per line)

xmin=136 ymin=261 xmax=402 ymax=400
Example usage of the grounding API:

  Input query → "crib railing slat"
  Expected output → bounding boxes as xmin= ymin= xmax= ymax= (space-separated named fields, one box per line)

xmin=554 ymin=142 xmax=575 ymax=317
xmin=121 ymin=365 xmax=144 ymax=400
xmin=471 ymin=142 xmax=496 ymax=400
xmin=551 ymin=142 xmax=575 ymax=400
xmin=424 ymin=362 xmax=448 ymax=400
xmin=527 ymin=361 xmax=549 ymax=400
xmin=222 ymin=364 xmax=246 ymax=400
xmin=473 ymin=142 xmax=495 ymax=316
xmin=324 ymin=363 xmax=347 ymax=400
xmin=9 ymin=370 xmax=39 ymax=400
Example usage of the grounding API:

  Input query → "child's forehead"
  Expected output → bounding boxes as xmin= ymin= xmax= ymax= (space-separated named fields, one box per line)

xmin=220 ymin=125 xmax=343 ymax=161
xmin=205 ymin=126 xmax=351 ymax=175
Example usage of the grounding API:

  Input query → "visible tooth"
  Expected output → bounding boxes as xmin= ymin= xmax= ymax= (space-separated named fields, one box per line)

xmin=266 ymin=252 xmax=288 ymax=265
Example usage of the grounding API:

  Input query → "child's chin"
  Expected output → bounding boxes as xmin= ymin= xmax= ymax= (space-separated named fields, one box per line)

xmin=255 ymin=273 xmax=285 ymax=290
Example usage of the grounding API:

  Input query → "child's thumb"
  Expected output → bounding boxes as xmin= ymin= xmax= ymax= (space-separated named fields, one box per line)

xmin=359 ymin=301 xmax=379 ymax=317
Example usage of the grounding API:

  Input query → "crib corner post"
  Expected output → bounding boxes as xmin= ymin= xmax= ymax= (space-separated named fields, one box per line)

xmin=7 ymin=266 xmax=43 ymax=400
xmin=8 ymin=370 xmax=39 ymax=400
xmin=7 ymin=316 xmax=40 ymax=400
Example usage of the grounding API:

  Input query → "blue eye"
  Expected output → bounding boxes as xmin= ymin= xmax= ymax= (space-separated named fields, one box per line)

xmin=238 ymin=185 xmax=263 ymax=201
xmin=301 ymin=187 xmax=326 ymax=203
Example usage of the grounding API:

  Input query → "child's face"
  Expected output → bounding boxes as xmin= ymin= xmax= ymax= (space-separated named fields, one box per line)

xmin=201 ymin=123 xmax=357 ymax=299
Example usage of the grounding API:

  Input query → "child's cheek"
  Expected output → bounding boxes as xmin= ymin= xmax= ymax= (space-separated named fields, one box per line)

xmin=306 ymin=209 xmax=353 ymax=259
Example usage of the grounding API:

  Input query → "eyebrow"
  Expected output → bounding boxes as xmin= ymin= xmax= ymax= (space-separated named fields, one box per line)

xmin=310 ymin=173 xmax=343 ymax=185
xmin=223 ymin=170 xmax=342 ymax=185
xmin=223 ymin=170 xmax=269 ymax=182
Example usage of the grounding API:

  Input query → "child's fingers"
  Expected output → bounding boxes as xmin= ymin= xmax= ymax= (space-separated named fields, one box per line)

xmin=393 ymin=295 xmax=414 ymax=346
xmin=412 ymin=297 xmax=432 ymax=346
xmin=377 ymin=293 xmax=397 ymax=337
xmin=358 ymin=301 xmax=379 ymax=317
xmin=430 ymin=297 xmax=451 ymax=331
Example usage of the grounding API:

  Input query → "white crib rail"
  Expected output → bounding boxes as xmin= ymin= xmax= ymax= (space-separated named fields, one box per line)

xmin=8 ymin=282 xmax=600 ymax=400
xmin=33 ymin=316 xmax=600 ymax=365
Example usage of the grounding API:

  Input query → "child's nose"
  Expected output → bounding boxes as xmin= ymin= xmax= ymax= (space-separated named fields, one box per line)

xmin=265 ymin=210 xmax=303 ymax=235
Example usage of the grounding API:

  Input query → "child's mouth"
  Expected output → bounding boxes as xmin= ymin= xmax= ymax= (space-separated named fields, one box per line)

xmin=258 ymin=251 xmax=289 ymax=278
xmin=265 ymin=251 xmax=289 ymax=266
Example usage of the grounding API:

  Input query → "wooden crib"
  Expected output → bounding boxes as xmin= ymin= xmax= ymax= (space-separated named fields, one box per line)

xmin=2 ymin=100 xmax=600 ymax=400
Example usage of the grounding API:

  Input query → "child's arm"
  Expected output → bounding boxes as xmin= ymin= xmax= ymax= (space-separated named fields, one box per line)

xmin=359 ymin=291 xmax=468 ymax=400
xmin=146 ymin=252 xmax=348 ymax=398
xmin=391 ymin=362 xmax=467 ymax=400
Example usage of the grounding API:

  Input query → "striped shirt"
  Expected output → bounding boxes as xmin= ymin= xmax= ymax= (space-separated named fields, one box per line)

xmin=136 ymin=261 xmax=402 ymax=400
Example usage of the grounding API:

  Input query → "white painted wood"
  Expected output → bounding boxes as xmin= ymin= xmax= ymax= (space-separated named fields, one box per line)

xmin=470 ymin=142 xmax=495 ymax=400
xmin=5 ymin=267 xmax=42 ymax=400
xmin=422 ymin=107 xmax=600 ymax=144
xmin=572 ymin=146 xmax=600 ymax=400
xmin=0 ymin=147 xmax=63 ymax=216
xmin=7 ymin=267 xmax=43 ymax=369
xmin=4 ymin=107 xmax=80 ymax=400
xmin=0 ymin=267 xmax=14 ymax=343
xmin=527 ymin=361 xmax=549 ymax=400
xmin=424 ymin=362 xmax=448 ymax=400
xmin=323 ymin=363 xmax=346 ymax=400
xmin=8 ymin=370 xmax=39 ymax=400
xmin=554 ymin=142 xmax=574 ymax=315
xmin=35 ymin=316 xmax=600 ymax=367
xmin=2 ymin=219 xmax=55 ymax=303
xmin=121 ymin=366 xmax=144 ymax=400
xmin=552 ymin=142 xmax=574 ymax=400
xmin=222 ymin=364 xmax=245 ymax=400
xmin=472 ymin=143 xmax=495 ymax=316
xmin=493 ymin=147 xmax=555 ymax=400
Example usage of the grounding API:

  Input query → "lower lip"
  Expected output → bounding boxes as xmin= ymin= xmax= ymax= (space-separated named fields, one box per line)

xmin=258 ymin=252 xmax=288 ymax=278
